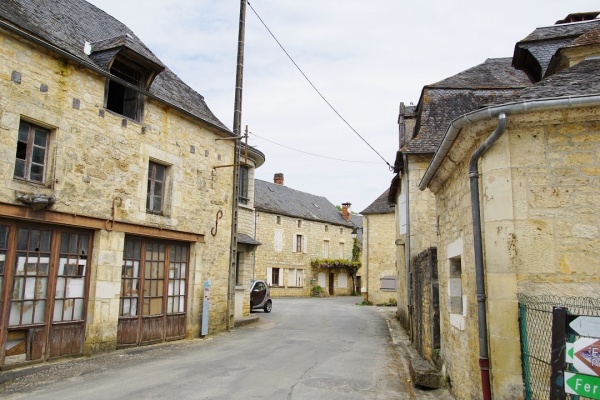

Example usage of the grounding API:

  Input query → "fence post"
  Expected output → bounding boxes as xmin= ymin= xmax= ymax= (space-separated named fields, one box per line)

xmin=549 ymin=306 xmax=567 ymax=400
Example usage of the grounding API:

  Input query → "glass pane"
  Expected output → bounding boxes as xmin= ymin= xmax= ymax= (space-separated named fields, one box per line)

xmin=34 ymin=300 xmax=45 ymax=323
xmin=29 ymin=230 xmax=40 ymax=251
xmin=9 ymin=303 xmax=22 ymax=325
xmin=32 ymin=146 xmax=45 ymax=164
xmin=13 ymin=159 xmax=25 ymax=178
xmin=73 ymin=299 xmax=83 ymax=320
xmin=152 ymin=196 xmax=162 ymax=211
xmin=16 ymin=229 xmax=28 ymax=250
xmin=130 ymin=298 xmax=138 ymax=316
xmin=40 ymin=231 xmax=51 ymax=251
xmin=18 ymin=122 xmax=29 ymax=141
xmin=24 ymin=277 xmax=36 ymax=299
xmin=63 ymin=299 xmax=74 ymax=321
xmin=0 ymin=254 xmax=5 ymax=275
xmin=155 ymin=165 xmax=165 ymax=181
xmin=30 ymin=165 xmax=43 ymax=182
xmin=53 ymin=299 xmax=64 ymax=321
xmin=34 ymin=128 xmax=48 ymax=146
xmin=12 ymin=277 xmax=24 ymax=299
xmin=134 ymin=242 xmax=141 ymax=259
xmin=149 ymin=298 xmax=162 ymax=315
xmin=55 ymin=277 xmax=65 ymax=298
xmin=167 ymin=296 xmax=173 ymax=314
xmin=36 ymin=277 xmax=48 ymax=298
xmin=22 ymin=300 xmax=34 ymax=324
xmin=180 ymin=280 xmax=186 ymax=296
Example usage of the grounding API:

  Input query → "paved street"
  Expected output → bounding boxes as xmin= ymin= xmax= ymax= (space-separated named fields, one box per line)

xmin=0 ymin=297 xmax=451 ymax=399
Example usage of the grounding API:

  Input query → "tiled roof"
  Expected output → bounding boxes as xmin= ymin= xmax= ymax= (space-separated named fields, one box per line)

xmin=514 ymin=58 xmax=600 ymax=100
xmin=0 ymin=0 xmax=230 ymax=133
xmin=360 ymin=189 xmax=394 ymax=215
xmin=518 ymin=19 xmax=600 ymax=42
xmin=404 ymin=58 xmax=530 ymax=154
xmin=254 ymin=180 xmax=353 ymax=227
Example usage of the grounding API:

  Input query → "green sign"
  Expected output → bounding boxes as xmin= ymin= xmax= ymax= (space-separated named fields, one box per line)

xmin=565 ymin=372 xmax=600 ymax=399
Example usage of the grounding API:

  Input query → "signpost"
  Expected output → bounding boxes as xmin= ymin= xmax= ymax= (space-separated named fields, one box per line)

xmin=566 ymin=337 xmax=600 ymax=377
xmin=569 ymin=316 xmax=600 ymax=338
xmin=565 ymin=372 xmax=600 ymax=399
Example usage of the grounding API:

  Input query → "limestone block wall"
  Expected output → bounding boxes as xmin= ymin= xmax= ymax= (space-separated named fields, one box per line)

xmin=0 ymin=30 xmax=234 ymax=349
xmin=254 ymin=211 xmax=353 ymax=297
xmin=395 ymin=155 xmax=438 ymax=328
xmin=429 ymin=108 xmax=600 ymax=399
xmin=362 ymin=213 xmax=396 ymax=305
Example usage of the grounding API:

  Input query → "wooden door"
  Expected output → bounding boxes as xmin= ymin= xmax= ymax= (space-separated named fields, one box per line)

xmin=328 ymin=273 xmax=334 ymax=295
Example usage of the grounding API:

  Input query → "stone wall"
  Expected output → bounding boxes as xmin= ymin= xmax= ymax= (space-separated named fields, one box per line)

xmin=254 ymin=211 xmax=354 ymax=297
xmin=429 ymin=109 xmax=600 ymax=399
xmin=0 ymin=29 xmax=234 ymax=353
xmin=362 ymin=213 xmax=396 ymax=305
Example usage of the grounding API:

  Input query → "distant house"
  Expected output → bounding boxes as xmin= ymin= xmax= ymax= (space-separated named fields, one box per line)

xmin=389 ymin=12 xmax=600 ymax=399
xmin=253 ymin=174 xmax=356 ymax=297
xmin=0 ymin=0 xmax=236 ymax=367
xmin=359 ymin=189 xmax=395 ymax=305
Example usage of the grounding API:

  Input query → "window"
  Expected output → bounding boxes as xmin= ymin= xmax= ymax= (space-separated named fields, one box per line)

xmin=323 ymin=240 xmax=329 ymax=258
xmin=274 ymin=230 xmax=283 ymax=252
xmin=14 ymin=120 xmax=49 ymax=183
xmin=54 ymin=233 xmax=89 ymax=322
xmin=380 ymin=275 xmax=397 ymax=291
xmin=339 ymin=242 xmax=345 ymax=258
xmin=297 ymin=220 xmax=302 ymax=228
xmin=340 ymin=228 xmax=343 ymax=234
xmin=266 ymin=267 xmax=281 ymax=287
xmin=293 ymin=234 xmax=306 ymax=253
xmin=448 ymin=257 xmax=463 ymax=314
xmin=287 ymin=269 xmax=304 ymax=287
xmin=325 ymin=225 xmax=329 ymax=232
xmin=296 ymin=235 xmax=303 ymax=253
xmin=147 ymin=161 xmax=166 ymax=213
xmin=276 ymin=216 xmax=281 ymax=225
xmin=106 ymin=59 xmax=144 ymax=121
xmin=239 ymin=166 xmax=249 ymax=205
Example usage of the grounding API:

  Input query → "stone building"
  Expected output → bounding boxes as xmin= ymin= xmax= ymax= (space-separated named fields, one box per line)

xmin=253 ymin=174 xmax=356 ymax=297
xmin=390 ymin=12 xmax=600 ymax=399
xmin=359 ymin=189 xmax=396 ymax=305
xmin=0 ymin=0 xmax=237 ymax=367
xmin=234 ymin=144 xmax=265 ymax=317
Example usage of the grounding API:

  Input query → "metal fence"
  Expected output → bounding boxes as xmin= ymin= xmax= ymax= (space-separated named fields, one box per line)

xmin=518 ymin=294 xmax=600 ymax=400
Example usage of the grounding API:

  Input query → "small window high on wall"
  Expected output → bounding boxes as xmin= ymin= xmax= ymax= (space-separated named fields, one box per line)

xmin=14 ymin=120 xmax=50 ymax=184
xmin=106 ymin=59 xmax=144 ymax=121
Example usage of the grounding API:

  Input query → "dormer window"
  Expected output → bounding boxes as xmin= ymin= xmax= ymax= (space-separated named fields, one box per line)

xmin=106 ymin=58 xmax=145 ymax=121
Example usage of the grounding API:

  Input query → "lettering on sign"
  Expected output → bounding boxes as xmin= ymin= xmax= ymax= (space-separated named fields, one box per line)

xmin=565 ymin=372 xmax=600 ymax=400
xmin=568 ymin=338 xmax=600 ymax=377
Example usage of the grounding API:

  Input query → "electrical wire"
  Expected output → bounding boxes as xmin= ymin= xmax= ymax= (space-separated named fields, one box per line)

xmin=247 ymin=1 xmax=393 ymax=170
xmin=249 ymin=131 xmax=382 ymax=164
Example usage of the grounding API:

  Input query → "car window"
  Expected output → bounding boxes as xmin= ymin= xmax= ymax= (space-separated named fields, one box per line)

xmin=256 ymin=282 xmax=265 ymax=291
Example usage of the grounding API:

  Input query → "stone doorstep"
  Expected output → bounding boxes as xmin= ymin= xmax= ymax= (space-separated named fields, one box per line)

xmin=234 ymin=314 xmax=260 ymax=328
xmin=409 ymin=358 xmax=445 ymax=389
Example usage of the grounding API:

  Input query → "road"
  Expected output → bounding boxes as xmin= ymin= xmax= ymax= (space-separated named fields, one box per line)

xmin=0 ymin=296 xmax=450 ymax=399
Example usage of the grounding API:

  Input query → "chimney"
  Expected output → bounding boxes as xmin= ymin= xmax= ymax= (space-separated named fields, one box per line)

xmin=273 ymin=173 xmax=284 ymax=185
xmin=341 ymin=202 xmax=351 ymax=221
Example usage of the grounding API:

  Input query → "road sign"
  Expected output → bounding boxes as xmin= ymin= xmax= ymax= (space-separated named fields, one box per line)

xmin=565 ymin=372 xmax=600 ymax=399
xmin=566 ymin=338 xmax=600 ymax=376
xmin=569 ymin=316 xmax=600 ymax=338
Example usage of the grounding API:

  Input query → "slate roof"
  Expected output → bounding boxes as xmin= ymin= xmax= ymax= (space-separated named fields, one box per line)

xmin=360 ymin=189 xmax=394 ymax=215
xmin=514 ymin=58 xmax=600 ymax=100
xmin=404 ymin=58 xmax=531 ymax=154
xmin=237 ymin=233 xmax=261 ymax=246
xmin=0 ymin=0 xmax=230 ymax=133
xmin=513 ymin=18 xmax=600 ymax=80
xmin=254 ymin=180 xmax=353 ymax=227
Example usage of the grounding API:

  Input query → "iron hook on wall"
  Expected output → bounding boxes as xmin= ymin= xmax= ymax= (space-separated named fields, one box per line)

xmin=211 ymin=210 xmax=223 ymax=237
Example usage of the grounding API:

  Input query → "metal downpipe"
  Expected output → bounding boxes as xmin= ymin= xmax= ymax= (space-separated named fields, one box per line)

xmin=469 ymin=113 xmax=507 ymax=400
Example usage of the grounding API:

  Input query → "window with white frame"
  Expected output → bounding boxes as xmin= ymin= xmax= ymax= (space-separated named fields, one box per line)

xmin=266 ymin=267 xmax=283 ymax=287
xmin=323 ymin=240 xmax=329 ymax=258
xmin=337 ymin=272 xmax=347 ymax=288
xmin=339 ymin=242 xmax=345 ymax=258
xmin=448 ymin=257 xmax=463 ymax=314
xmin=293 ymin=234 xmax=306 ymax=253
xmin=287 ymin=268 xmax=304 ymax=287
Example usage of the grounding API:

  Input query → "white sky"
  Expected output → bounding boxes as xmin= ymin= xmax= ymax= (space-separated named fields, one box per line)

xmin=87 ymin=1 xmax=597 ymax=212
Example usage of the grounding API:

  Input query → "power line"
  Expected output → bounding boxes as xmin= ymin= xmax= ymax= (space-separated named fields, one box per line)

xmin=246 ymin=1 xmax=393 ymax=170
xmin=249 ymin=131 xmax=383 ymax=164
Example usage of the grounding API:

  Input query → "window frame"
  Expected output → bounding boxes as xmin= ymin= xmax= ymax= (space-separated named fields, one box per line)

xmin=14 ymin=120 xmax=50 ymax=184
xmin=147 ymin=161 xmax=167 ymax=214
xmin=238 ymin=166 xmax=249 ymax=205
xmin=105 ymin=58 xmax=145 ymax=121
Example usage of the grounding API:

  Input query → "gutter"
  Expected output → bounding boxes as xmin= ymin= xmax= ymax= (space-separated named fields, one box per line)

xmin=419 ymin=93 xmax=600 ymax=190
xmin=0 ymin=19 xmax=233 ymax=137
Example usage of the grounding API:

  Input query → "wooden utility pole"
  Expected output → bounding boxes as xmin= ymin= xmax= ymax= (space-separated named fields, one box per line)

xmin=226 ymin=0 xmax=247 ymax=331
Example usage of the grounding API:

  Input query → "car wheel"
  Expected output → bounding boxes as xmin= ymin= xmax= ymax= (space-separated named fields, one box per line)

xmin=264 ymin=300 xmax=272 ymax=313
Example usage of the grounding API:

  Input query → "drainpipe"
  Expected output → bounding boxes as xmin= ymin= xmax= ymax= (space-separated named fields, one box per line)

xmin=364 ymin=215 xmax=369 ymax=302
xmin=403 ymin=153 xmax=412 ymax=335
xmin=469 ymin=113 xmax=507 ymax=400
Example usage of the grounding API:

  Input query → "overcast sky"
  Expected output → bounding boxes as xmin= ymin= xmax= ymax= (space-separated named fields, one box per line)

xmin=87 ymin=0 xmax=596 ymax=212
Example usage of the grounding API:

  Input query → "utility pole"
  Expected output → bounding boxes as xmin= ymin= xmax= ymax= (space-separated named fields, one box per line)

xmin=226 ymin=0 xmax=247 ymax=331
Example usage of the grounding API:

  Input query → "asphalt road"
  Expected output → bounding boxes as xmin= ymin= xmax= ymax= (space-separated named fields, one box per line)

xmin=0 ymin=296 xmax=445 ymax=399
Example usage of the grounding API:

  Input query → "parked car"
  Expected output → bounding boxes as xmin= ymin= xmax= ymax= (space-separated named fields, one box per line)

xmin=250 ymin=280 xmax=272 ymax=313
